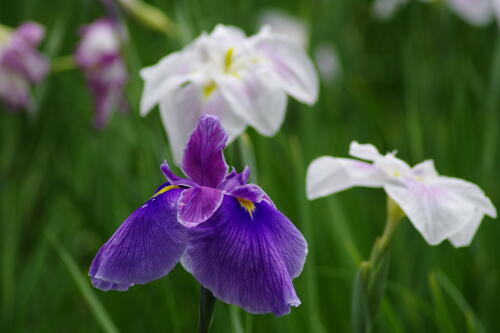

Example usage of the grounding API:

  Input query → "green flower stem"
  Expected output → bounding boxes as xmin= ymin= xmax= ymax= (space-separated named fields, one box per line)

xmin=352 ymin=197 xmax=405 ymax=333
xmin=367 ymin=197 xmax=405 ymax=267
xmin=51 ymin=55 xmax=76 ymax=73
xmin=0 ymin=23 xmax=13 ymax=43
xmin=197 ymin=285 xmax=216 ymax=333
xmin=118 ymin=0 xmax=177 ymax=37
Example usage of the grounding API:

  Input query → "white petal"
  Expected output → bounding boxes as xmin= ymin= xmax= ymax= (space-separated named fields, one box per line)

xmin=385 ymin=178 xmax=477 ymax=245
xmin=412 ymin=160 xmax=438 ymax=179
xmin=216 ymin=70 xmax=287 ymax=136
xmin=140 ymin=51 xmax=196 ymax=116
xmin=372 ymin=0 xmax=409 ymax=20
xmin=448 ymin=209 xmax=485 ymax=247
xmin=252 ymin=30 xmax=318 ymax=105
xmin=431 ymin=176 xmax=497 ymax=218
xmin=447 ymin=0 xmax=494 ymax=26
xmin=257 ymin=9 xmax=309 ymax=49
xmin=159 ymin=83 xmax=246 ymax=164
xmin=348 ymin=141 xmax=382 ymax=161
xmin=210 ymin=24 xmax=247 ymax=41
xmin=314 ymin=43 xmax=342 ymax=84
xmin=306 ymin=156 xmax=387 ymax=200
xmin=493 ymin=0 xmax=500 ymax=26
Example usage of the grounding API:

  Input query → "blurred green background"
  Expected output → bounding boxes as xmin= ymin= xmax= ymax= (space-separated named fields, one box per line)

xmin=1 ymin=0 xmax=499 ymax=332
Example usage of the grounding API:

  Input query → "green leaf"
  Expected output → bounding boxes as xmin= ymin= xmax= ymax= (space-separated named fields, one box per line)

xmin=45 ymin=230 xmax=119 ymax=333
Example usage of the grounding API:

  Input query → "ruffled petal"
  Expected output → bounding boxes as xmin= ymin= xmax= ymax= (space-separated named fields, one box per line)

xmin=431 ymin=176 xmax=497 ymax=218
xmin=412 ymin=160 xmax=439 ymax=179
xmin=448 ymin=210 xmax=485 ymax=247
xmin=252 ymin=29 xmax=318 ymax=105
xmin=384 ymin=178 xmax=477 ymax=245
xmin=160 ymin=161 xmax=197 ymax=187
xmin=182 ymin=115 xmax=229 ymax=187
xmin=89 ymin=184 xmax=186 ymax=291
xmin=348 ymin=141 xmax=383 ymax=161
xmin=230 ymin=184 xmax=265 ymax=202
xmin=218 ymin=167 xmax=250 ymax=191
xmin=306 ymin=156 xmax=386 ymax=200
xmin=139 ymin=51 xmax=196 ymax=116
xmin=217 ymin=69 xmax=287 ymax=137
xmin=181 ymin=196 xmax=307 ymax=316
xmin=178 ymin=186 xmax=224 ymax=227
xmin=158 ymin=83 xmax=246 ymax=164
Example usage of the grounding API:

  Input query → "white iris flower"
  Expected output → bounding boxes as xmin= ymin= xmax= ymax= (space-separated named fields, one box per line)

xmin=306 ymin=141 xmax=497 ymax=247
xmin=140 ymin=24 xmax=319 ymax=163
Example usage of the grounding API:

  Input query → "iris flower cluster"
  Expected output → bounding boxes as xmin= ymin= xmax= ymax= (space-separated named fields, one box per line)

xmin=89 ymin=115 xmax=307 ymax=316
xmin=0 ymin=22 xmax=48 ymax=110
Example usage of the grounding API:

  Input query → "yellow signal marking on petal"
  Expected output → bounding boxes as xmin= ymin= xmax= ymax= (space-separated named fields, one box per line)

xmin=203 ymin=82 xmax=217 ymax=98
xmin=224 ymin=47 xmax=234 ymax=74
xmin=237 ymin=197 xmax=255 ymax=217
xmin=153 ymin=185 xmax=180 ymax=198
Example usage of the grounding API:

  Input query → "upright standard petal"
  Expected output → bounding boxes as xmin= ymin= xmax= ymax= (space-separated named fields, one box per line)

xmin=177 ymin=186 xmax=224 ymax=227
xmin=252 ymin=30 xmax=318 ymax=105
xmin=181 ymin=196 xmax=307 ymax=316
xmin=306 ymin=156 xmax=386 ymax=200
xmin=158 ymin=83 xmax=246 ymax=164
xmin=217 ymin=69 xmax=287 ymax=136
xmin=182 ymin=115 xmax=229 ymax=187
xmin=89 ymin=184 xmax=186 ymax=291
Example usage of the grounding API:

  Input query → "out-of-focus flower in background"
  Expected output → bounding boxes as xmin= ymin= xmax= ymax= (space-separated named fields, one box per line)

xmin=372 ymin=0 xmax=411 ymax=20
xmin=306 ymin=141 xmax=497 ymax=247
xmin=90 ymin=116 xmax=307 ymax=316
xmin=314 ymin=43 xmax=342 ymax=84
xmin=257 ymin=8 xmax=310 ymax=49
xmin=372 ymin=0 xmax=500 ymax=27
xmin=0 ymin=22 xmax=48 ymax=110
xmin=446 ymin=0 xmax=499 ymax=27
xmin=75 ymin=18 xmax=128 ymax=129
xmin=140 ymin=24 xmax=319 ymax=163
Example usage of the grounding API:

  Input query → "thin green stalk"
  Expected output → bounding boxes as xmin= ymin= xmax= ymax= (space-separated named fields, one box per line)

xmin=352 ymin=197 xmax=405 ymax=333
xmin=45 ymin=230 xmax=119 ymax=333
xmin=198 ymin=285 xmax=216 ymax=333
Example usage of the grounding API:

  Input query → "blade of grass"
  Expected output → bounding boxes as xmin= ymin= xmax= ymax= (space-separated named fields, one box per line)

xmin=428 ymin=271 xmax=455 ymax=333
xmin=435 ymin=270 xmax=486 ymax=333
xmin=44 ymin=229 xmax=119 ymax=333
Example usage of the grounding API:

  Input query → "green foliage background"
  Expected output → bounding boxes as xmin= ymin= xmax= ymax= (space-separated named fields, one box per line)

xmin=1 ymin=0 xmax=499 ymax=332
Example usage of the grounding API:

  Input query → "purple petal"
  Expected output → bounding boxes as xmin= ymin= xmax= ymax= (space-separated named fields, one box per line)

xmin=89 ymin=184 xmax=186 ymax=291
xmin=181 ymin=196 xmax=307 ymax=316
xmin=178 ymin=186 xmax=224 ymax=227
xmin=14 ymin=22 xmax=45 ymax=46
xmin=160 ymin=161 xmax=197 ymax=187
xmin=181 ymin=115 xmax=229 ymax=188
xmin=230 ymin=184 xmax=265 ymax=202
xmin=218 ymin=166 xmax=250 ymax=191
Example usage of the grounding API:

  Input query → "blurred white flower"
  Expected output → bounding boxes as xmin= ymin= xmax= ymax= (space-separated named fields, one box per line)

xmin=306 ymin=141 xmax=497 ymax=247
xmin=372 ymin=0 xmax=410 ymax=20
xmin=257 ymin=8 xmax=309 ymax=49
xmin=314 ymin=43 xmax=342 ymax=84
xmin=447 ymin=0 xmax=495 ymax=26
xmin=140 ymin=24 xmax=319 ymax=163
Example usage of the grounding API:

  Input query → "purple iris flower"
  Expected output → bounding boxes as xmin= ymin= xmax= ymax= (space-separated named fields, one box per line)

xmin=75 ymin=18 xmax=128 ymax=129
xmin=0 ymin=22 xmax=49 ymax=110
xmin=90 ymin=115 xmax=307 ymax=316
